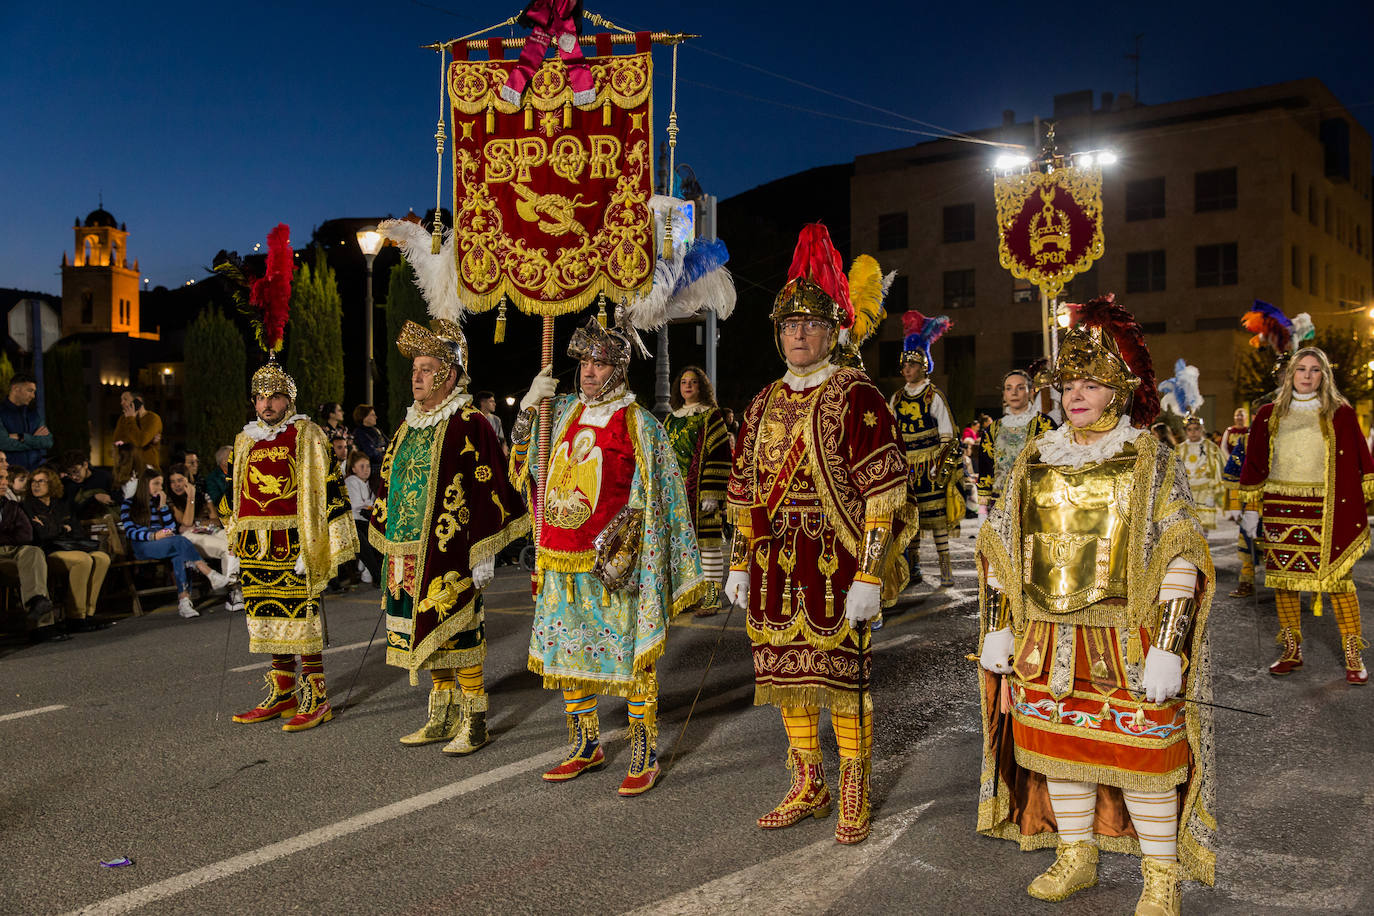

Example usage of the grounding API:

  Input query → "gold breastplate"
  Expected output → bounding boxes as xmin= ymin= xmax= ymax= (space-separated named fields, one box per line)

xmin=1021 ymin=444 xmax=1136 ymax=614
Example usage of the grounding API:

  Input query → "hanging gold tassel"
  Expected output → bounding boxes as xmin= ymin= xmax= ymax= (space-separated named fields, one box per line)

xmin=494 ymin=300 xmax=508 ymax=343
xmin=602 ymin=99 xmax=611 ymax=127
xmin=430 ymin=224 xmax=443 ymax=256
xmin=524 ymin=106 xmax=533 ymax=131
xmin=1312 ymin=592 xmax=1323 ymax=617
xmin=486 ymin=102 xmax=495 ymax=134
xmin=563 ymin=100 xmax=572 ymax=128
xmin=596 ymin=295 xmax=607 ymax=328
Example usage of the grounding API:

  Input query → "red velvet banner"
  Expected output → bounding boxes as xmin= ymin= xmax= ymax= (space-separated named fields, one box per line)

xmin=994 ymin=167 xmax=1104 ymax=299
xmin=448 ymin=51 xmax=655 ymax=314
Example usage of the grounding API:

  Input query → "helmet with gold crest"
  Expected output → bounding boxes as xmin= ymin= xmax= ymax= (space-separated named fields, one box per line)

xmin=566 ymin=305 xmax=647 ymax=400
xmin=397 ymin=318 xmax=470 ymax=392
xmin=1052 ymin=293 xmax=1159 ymax=428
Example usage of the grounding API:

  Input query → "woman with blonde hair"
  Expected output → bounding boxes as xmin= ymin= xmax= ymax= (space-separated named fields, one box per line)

xmin=1239 ymin=346 xmax=1374 ymax=684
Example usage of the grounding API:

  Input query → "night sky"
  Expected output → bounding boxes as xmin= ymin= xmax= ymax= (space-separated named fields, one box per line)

xmin=3 ymin=0 xmax=1371 ymax=294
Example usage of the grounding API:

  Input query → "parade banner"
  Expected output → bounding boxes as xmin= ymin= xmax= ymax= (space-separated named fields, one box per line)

xmin=448 ymin=50 xmax=655 ymax=314
xmin=994 ymin=166 xmax=1103 ymax=299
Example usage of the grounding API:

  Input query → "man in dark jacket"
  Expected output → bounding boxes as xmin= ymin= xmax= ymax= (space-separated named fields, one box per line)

xmin=0 ymin=374 xmax=52 ymax=469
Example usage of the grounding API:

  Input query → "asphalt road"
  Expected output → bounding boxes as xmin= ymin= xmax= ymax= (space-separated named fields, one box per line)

xmin=2 ymin=523 xmax=1371 ymax=915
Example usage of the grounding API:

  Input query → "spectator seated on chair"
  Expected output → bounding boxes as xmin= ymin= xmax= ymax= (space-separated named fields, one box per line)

xmin=204 ymin=445 xmax=232 ymax=525
xmin=0 ymin=463 xmax=61 ymax=634
xmin=23 ymin=467 xmax=111 ymax=631
xmin=58 ymin=450 xmax=116 ymax=520
xmin=167 ymin=462 xmax=242 ymax=612
xmin=120 ymin=467 xmax=232 ymax=619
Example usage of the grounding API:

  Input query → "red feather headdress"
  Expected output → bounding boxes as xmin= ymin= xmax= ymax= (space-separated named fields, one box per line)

xmin=770 ymin=223 xmax=854 ymax=329
xmin=214 ymin=223 xmax=294 ymax=353
xmin=1063 ymin=294 xmax=1159 ymax=427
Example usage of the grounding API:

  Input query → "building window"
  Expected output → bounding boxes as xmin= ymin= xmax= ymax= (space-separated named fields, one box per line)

xmin=1325 ymin=263 xmax=1334 ymax=302
xmin=942 ymin=269 xmax=975 ymax=308
xmin=1309 ymin=255 xmax=1318 ymax=295
xmin=1324 ymin=198 xmax=1332 ymax=235
xmin=1309 ymin=186 xmax=1318 ymax=225
xmin=1194 ymin=167 xmax=1237 ymax=212
xmin=1195 ymin=243 xmax=1238 ymax=287
xmin=81 ymin=290 xmax=93 ymax=324
xmin=1011 ymin=276 xmax=1034 ymax=304
xmin=1357 ymin=225 xmax=1364 ymax=256
xmin=886 ymin=275 xmax=909 ymax=312
xmin=1011 ymin=331 xmax=1041 ymax=370
xmin=877 ymin=340 xmax=902 ymax=378
xmin=1125 ymin=251 xmax=1166 ymax=293
xmin=1291 ymin=172 xmax=1300 ymax=213
xmin=942 ymin=203 xmax=975 ymax=243
xmin=877 ymin=212 xmax=908 ymax=250
xmin=1291 ymin=246 xmax=1301 ymax=288
xmin=1125 ymin=177 xmax=1165 ymax=221
xmin=1139 ymin=321 xmax=1167 ymax=336
xmin=1062 ymin=270 xmax=1098 ymax=301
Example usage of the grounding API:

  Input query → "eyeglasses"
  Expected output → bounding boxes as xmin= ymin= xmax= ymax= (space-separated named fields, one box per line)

xmin=779 ymin=319 xmax=832 ymax=337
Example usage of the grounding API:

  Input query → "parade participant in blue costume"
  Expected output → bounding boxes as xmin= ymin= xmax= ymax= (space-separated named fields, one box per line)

xmin=511 ymin=312 xmax=705 ymax=796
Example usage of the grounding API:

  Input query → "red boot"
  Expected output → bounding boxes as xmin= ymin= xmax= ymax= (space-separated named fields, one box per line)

xmin=543 ymin=711 xmax=604 ymax=781
xmin=617 ymin=720 xmax=659 ymax=796
xmin=835 ymin=756 xmax=872 ymax=845
xmin=1268 ymin=627 xmax=1303 ymax=676
xmin=758 ymin=748 xmax=831 ymax=829
xmin=1344 ymin=635 xmax=1369 ymax=685
xmin=232 ymin=668 xmax=298 ymax=724
xmin=281 ymin=672 xmax=333 ymax=731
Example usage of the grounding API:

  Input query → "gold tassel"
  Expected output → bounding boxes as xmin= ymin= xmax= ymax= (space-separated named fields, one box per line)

xmin=486 ymin=102 xmax=495 ymax=134
xmin=1127 ymin=629 xmax=1143 ymax=666
xmin=596 ymin=296 xmax=607 ymax=328
xmin=524 ymin=106 xmax=533 ymax=131
xmin=1312 ymin=592 xmax=1323 ymax=617
xmin=494 ymin=300 xmax=507 ymax=343
xmin=563 ymin=100 xmax=572 ymax=128
xmin=430 ymin=225 xmax=442 ymax=256
xmin=602 ymin=99 xmax=611 ymax=127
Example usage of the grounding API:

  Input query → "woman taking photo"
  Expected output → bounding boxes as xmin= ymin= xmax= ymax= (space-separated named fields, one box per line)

xmin=24 ymin=467 xmax=112 ymax=631
xmin=1239 ymin=347 xmax=1373 ymax=684
xmin=166 ymin=462 xmax=241 ymax=611
xmin=121 ymin=467 xmax=233 ymax=618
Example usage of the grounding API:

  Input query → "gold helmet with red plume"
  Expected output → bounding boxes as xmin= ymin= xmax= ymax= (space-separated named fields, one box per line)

xmin=770 ymin=224 xmax=854 ymax=359
xmin=215 ymin=223 xmax=299 ymax=403
xmin=1052 ymin=294 xmax=1159 ymax=427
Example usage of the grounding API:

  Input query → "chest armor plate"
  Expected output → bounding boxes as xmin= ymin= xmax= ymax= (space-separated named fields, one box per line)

xmin=1020 ymin=444 xmax=1135 ymax=613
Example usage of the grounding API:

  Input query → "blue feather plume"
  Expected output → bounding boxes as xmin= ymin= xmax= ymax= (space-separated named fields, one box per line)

xmin=673 ymin=238 xmax=730 ymax=293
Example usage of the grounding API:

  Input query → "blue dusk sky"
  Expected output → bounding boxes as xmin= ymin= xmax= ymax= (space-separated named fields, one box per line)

xmin=2 ymin=0 xmax=1370 ymax=294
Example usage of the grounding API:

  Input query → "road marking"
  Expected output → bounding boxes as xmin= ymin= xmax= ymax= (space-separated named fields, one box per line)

xmin=622 ymin=800 xmax=934 ymax=915
xmin=0 ymin=704 xmax=66 ymax=723
xmin=66 ymin=685 xmax=755 ymax=916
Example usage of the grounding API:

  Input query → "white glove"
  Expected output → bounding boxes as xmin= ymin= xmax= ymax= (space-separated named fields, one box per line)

xmin=843 ymin=580 xmax=882 ymax=627
xmin=1141 ymin=646 xmax=1183 ymax=703
xmin=293 ymin=553 xmax=307 ymax=575
xmin=472 ymin=557 xmax=495 ymax=590
xmin=1223 ymin=508 xmax=1240 ymax=523
xmin=1240 ymin=510 xmax=1259 ymax=539
xmin=700 ymin=498 xmax=719 ymax=513
xmin=979 ymin=627 xmax=1015 ymax=674
xmin=723 ymin=569 xmax=750 ymax=608
xmin=519 ymin=365 xmax=557 ymax=412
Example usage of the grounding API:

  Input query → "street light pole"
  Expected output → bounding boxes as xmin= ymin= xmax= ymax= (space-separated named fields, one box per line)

xmin=356 ymin=226 xmax=384 ymax=405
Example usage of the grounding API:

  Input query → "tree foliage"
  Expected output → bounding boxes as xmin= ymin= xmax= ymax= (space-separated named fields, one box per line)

xmin=285 ymin=249 xmax=345 ymax=417
xmin=1235 ymin=328 xmax=1374 ymax=406
xmin=184 ymin=306 xmax=247 ymax=455
xmin=384 ymin=258 xmax=429 ymax=430
xmin=41 ymin=343 xmax=87 ymax=457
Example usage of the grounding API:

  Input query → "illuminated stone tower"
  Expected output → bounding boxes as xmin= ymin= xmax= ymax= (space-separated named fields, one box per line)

xmin=60 ymin=204 xmax=141 ymax=335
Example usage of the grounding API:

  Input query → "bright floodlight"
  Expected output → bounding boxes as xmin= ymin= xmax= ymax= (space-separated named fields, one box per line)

xmin=1098 ymin=151 xmax=1118 ymax=166
xmin=356 ymin=227 xmax=384 ymax=257
xmin=996 ymin=154 xmax=1030 ymax=171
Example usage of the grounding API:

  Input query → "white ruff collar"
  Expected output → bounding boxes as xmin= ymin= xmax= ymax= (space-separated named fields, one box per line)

xmin=903 ymin=380 xmax=930 ymax=397
xmin=578 ymin=390 xmax=636 ymax=427
xmin=406 ymin=388 xmax=471 ymax=429
xmin=242 ymin=414 xmax=308 ymax=443
xmin=1290 ymin=392 xmax=1320 ymax=411
xmin=671 ymin=402 xmax=712 ymax=418
xmin=1036 ymin=415 xmax=1139 ymax=468
xmin=1000 ymin=406 xmax=1035 ymax=428
xmin=782 ymin=360 xmax=836 ymax=392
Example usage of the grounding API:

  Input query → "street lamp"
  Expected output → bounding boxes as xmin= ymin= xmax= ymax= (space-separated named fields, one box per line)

xmin=356 ymin=225 xmax=384 ymax=403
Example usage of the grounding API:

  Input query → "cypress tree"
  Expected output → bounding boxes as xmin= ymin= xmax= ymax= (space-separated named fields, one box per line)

xmin=184 ymin=306 xmax=248 ymax=455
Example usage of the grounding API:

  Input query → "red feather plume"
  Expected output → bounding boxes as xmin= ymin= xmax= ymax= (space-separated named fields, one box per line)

xmin=1066 ymin=293 xmax=1159 ymax=427
xmin=786 ymin=223 xmax=854 ymax=329
xmin=248 ymin=223 xmax=293 ymax=352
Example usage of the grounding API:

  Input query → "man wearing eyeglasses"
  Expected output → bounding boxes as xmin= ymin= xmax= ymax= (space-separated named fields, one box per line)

xmin=725 ymin=224 xmax=910 ymax=845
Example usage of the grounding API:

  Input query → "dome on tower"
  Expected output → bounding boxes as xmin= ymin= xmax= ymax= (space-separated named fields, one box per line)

xmin=84 ymin=208 xmax=117 ymax=228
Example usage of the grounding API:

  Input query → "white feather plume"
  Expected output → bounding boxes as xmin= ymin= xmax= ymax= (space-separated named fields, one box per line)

xmin=1290 ymin=312 xmax=1315 ymax=351
xmin=377 ymin=218 xmax=467 ymax=324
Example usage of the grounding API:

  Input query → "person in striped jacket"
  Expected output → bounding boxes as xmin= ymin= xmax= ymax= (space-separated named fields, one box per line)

xmin=121 ymin=467 xmax=232 ymax=618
